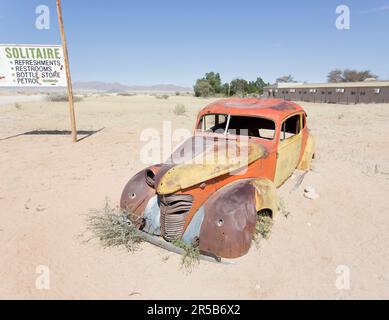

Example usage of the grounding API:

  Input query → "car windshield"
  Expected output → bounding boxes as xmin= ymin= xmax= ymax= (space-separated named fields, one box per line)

xmin=197 ymin=114 xmax=276 ymax=140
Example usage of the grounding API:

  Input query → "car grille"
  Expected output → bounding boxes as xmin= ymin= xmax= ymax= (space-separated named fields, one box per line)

xmin=159 ymin=194 xmax=193 ymax=241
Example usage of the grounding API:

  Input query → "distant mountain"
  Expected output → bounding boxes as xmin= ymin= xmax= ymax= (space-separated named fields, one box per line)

xmin=0 ymin=81 xmax=193 ymax=93
xmin=73 ymin=81 xmax=192 ymax=93
xmin=73 ymin=81 xmax=129 ymax=92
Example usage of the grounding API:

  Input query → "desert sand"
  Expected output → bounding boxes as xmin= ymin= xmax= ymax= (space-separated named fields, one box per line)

xmin=1 ymin=93 xmax=389 ymax=299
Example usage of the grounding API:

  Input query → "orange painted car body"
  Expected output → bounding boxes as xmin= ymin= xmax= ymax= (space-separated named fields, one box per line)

xmin=179 ymin=98 xmax=310 ymax=226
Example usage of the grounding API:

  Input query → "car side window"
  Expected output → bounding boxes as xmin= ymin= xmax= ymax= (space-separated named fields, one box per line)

xmin=280 ymin=114 xmax=301 ymax=141
xmin=198 ymin=114 xmax=228 ymax=133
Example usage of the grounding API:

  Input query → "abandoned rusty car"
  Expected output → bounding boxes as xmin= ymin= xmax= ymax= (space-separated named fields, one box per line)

xmin=120 ymin=98 xmax=316 ymax=261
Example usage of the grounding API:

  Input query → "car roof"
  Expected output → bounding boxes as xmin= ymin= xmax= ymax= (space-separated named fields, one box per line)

xmin=198 ymin=98 xmax=304 ymax=123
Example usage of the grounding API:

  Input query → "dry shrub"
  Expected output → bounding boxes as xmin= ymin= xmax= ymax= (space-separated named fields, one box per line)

xmin=96 ymin=93 xmax=109 ymax=98
xmin=46 ymin=93 xmax=83 ymax=102
xmin=84 ymin=201 xmax=201 ymax=272
xmin=253 ymin=210 xmax=273 ymax=247
xmin=84 ymin=201 xmax=142 ymax=252
xmin=172 ymin=238 xmax=200 ymax=272
xmin=173 ymin=103 xmax=186 ymax=115
xmin=117 ymin=92 xmax=136 ymax=97
xmin=156 ymin=94 xmax=169 ymax=100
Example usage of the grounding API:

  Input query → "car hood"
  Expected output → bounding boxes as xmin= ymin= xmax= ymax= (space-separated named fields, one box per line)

xmin=156 ymin=135 xmax=268 ymax=195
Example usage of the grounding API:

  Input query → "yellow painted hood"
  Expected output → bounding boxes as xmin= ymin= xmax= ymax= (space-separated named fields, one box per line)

xmin=156 ymin=136 xmax=267 ymax=195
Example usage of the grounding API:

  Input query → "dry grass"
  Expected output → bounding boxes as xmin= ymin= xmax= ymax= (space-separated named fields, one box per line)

xmin=155 ymin=94 xmax=169 ymax=100
xmin=46 ymin=93 xmax=83 ymax=102
xmin=83 ymin=201 xmax=142 ymax=252
xmin=173 ymin=103 xmax=186 ymax=115
xmin=117 ymin=92 xmax=136 ymax=97
xmin=253 ymin=210 xmax=273 ymax=247
xmin=84 ymin=201 xmax=199 ymax=271
xmin=172 ymin=238 xmax=200 ymax=272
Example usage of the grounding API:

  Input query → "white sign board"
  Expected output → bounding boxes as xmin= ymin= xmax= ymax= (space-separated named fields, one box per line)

xmin=0 ymin=45 xmax=67 ymax=87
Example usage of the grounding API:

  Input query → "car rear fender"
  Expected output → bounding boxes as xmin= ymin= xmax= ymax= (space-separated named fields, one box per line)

xmin=298 ymin=133 xmax=316 ymax=171
xmin=250 ymin=178 xmax=278 ymax=217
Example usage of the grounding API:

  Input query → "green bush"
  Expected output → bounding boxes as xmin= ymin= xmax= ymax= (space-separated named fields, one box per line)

xmin=194 ymin=79 xmax=214 ymax=97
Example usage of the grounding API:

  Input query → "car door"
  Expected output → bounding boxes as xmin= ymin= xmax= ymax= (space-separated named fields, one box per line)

xmin=274 ymin=114 xmax=303 ymax=187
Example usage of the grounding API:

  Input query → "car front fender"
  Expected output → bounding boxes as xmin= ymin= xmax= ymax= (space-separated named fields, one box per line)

xmin=198 ymin=179 xmax=257 ymax=259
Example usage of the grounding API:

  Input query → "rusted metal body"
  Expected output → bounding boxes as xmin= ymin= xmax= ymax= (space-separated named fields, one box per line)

xmin=200 ymin=180 xmax=257 ymax=258
xmin=120 ymin=165 xmax=159 ymax=227
xmin=159 ymin=194 xmax=193 ymax=241
xmin=120 ymin=98 xmax=315 ymax=260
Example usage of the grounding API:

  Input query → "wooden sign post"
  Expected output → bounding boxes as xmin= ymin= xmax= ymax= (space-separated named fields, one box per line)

xmin=56 ymin=0 xmax=77 ymax=142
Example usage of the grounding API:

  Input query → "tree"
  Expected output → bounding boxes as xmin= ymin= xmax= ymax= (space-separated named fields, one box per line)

xmin=246 ymin=81 xmax=257 ymax=94
xmin=194 ymin=79 xmax=214 ymax=97
xmin=327 ymin=69 xmax=377 ymax=82
xmin=193 ymin=72 xmax=222 ymax=97
xmin=276 ymin=75 xmax=295 ymax=83
xmin=221 ymin=83 xmax=230 ymax=96
xmin=204 ymin=72 xmax=222 ymax=94
xmin=193 ymin=72 xmax=269 ymax=97
xmin=327 ymin=69 xmax=343 ymax=83
xmin=246 ymin=77 xmax=267 ymax=95
xmin=229 ymin=78 xmax=248 ymax=96
xmin=343 ymin=69 xmax=377 ymax=82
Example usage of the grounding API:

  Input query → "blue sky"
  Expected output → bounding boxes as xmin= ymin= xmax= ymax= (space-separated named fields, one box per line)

xmin=0 ymin=0 xmax=388 ymax=86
